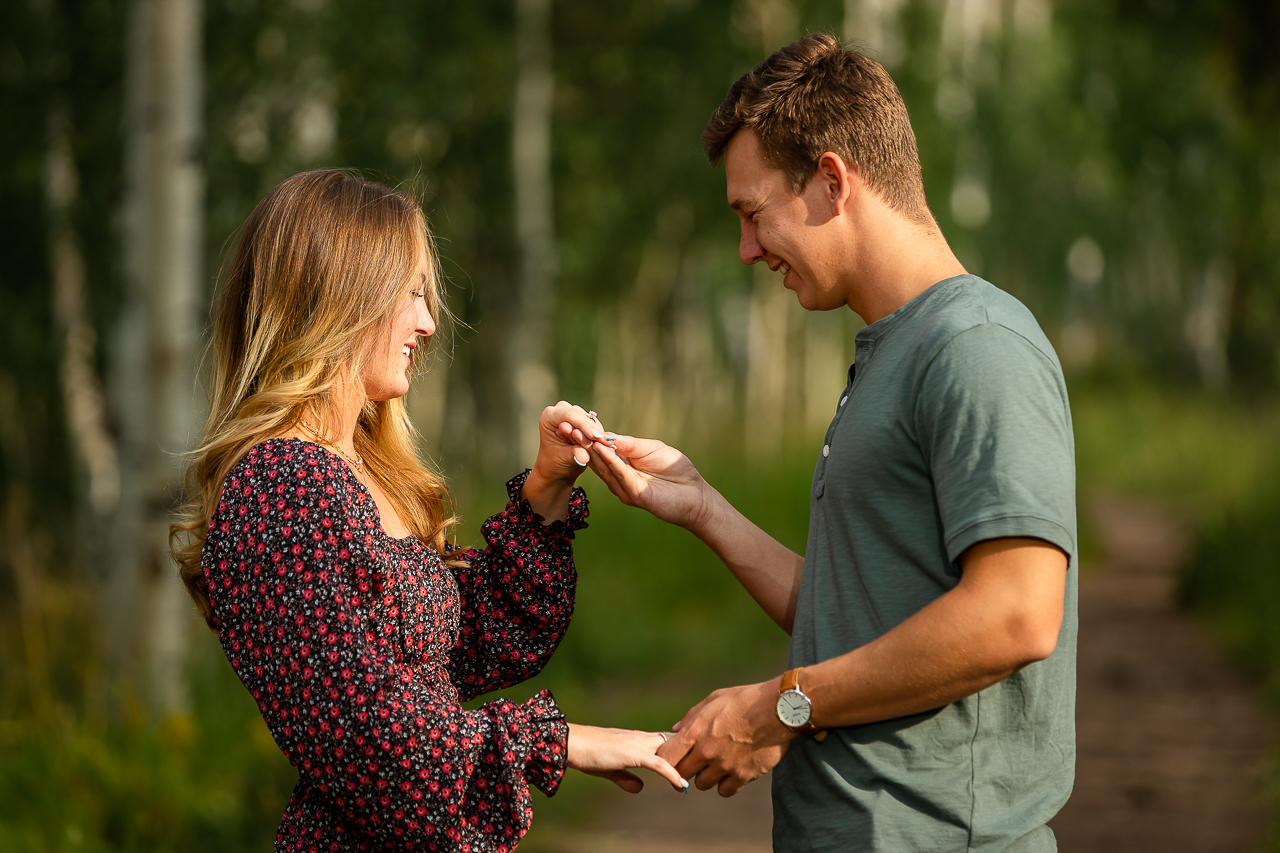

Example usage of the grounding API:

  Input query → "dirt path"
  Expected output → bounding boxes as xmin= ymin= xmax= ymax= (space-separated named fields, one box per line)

xmin=544 ymin=497 xmax=1271 ymax=852
xmin=1049 ymin=496 xmax=1270 ymax=852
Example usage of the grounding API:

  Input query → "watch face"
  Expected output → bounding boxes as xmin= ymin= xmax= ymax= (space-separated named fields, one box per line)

xmin=776 ymin=690 xmax=811 ymax=728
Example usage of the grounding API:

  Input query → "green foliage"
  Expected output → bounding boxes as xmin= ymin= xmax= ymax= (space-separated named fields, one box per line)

xmin=6 ymin=0 xmax=1280 ymax=847
xmin=1180 ymin=456 xmax=1280 ymax=850
xmin=1071 ymin=372 xmax=1280 ymax=508
xmin=1183 ymin=478 xmax=1280 ymax=690
xmin=0 ymin=639 xmax=293 ymax=853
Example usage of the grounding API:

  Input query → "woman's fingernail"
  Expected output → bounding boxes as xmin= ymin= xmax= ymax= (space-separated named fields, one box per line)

xmin=681 ymin=779 xmax=689 ymax=791
xmin=591 ymin=432 xmax=602 ymax=438
xmin=574 ymin=457 xmax=587 ymax=467
xmin=604 ymin=436 xmax=617 ymax=442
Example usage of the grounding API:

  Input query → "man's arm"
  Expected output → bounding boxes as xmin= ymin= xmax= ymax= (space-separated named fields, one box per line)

xmin=587 ymin=433 xmax=805 ymax=632
xmin=656 ymin=537 xmax=1068 ymax=796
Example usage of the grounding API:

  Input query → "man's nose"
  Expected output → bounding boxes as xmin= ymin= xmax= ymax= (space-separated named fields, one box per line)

xmin=739 ymin=222 xmax=764 ymax=265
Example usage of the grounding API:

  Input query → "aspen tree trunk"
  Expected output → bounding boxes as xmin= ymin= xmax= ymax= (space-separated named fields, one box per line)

xmin=144 ymin=0 xmax=203 ymax=720
xmin=844 ymin=0 xmax=907 ymax=66
xmin=47 ymin=100 xmax=121 ymax=716
xmin=48 ymin=105 xmax=121 ymax=523
xmin=744 ymin=265 xmax=791 ymax=456
xmin=106 ymin=0 xmax=154 ymax=703
xmin=508 ymin=0 xmax=557 ymax=467
xmin=114 ymin=0 xmax=204 ymax=720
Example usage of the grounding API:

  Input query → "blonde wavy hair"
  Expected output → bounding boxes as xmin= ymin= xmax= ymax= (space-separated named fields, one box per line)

xmin=171 ymin=170 xmax=457 ymax=629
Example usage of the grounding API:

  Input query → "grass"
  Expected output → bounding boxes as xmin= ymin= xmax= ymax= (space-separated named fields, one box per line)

xmin=0 ymin=638 xmax=295 ymax=852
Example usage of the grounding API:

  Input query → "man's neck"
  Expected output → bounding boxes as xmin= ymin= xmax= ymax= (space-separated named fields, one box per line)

xmin=842 ymin=205 xmax=966 ymax=326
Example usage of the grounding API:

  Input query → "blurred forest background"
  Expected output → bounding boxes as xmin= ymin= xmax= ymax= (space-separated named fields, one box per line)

xmin=3 ymin=0 xmax=1280 ymax=849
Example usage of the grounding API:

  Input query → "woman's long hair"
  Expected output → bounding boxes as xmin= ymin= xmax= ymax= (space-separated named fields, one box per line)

xmin=171 ymin=170 xmax=457 ymax=629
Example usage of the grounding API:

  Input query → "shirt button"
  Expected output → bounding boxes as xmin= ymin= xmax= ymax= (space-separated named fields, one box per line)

xmin=839 ymin=396 xmax=847 ymax=407
xmin=822 ymin=445 xmax=830 ymax=458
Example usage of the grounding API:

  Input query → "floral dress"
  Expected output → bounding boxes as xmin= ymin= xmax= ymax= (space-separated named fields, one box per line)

xmin=201 ymin=438 xmax=587 ymax=852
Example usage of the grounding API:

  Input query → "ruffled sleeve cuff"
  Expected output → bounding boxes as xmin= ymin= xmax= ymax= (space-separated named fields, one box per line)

xmin=522 ymin=689 xmax=570 ymax=796
xmin=503 ymin=470 xmax=590 ymax=537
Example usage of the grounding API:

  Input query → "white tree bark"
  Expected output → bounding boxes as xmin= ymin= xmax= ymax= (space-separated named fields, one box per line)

xmin=115 ymin=0 xmax=204 ymax=720
xmin=845 ymin=0 xmax=907 ymax=67
xmin=508 ymin=0 xmax=557 ymax=467
xmin=744 ymin=265 xmax=792 ymax=456
xmin=47 ymin=104 xmax=121 ymax=520
xmin=107 ymin=0 xmax=154 ymax=699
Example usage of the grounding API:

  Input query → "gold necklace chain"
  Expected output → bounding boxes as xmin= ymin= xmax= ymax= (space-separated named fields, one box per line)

xmin=299 ymin=419 xmax=364 ymax=471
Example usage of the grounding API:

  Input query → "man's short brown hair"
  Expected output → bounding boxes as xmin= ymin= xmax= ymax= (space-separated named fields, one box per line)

xmin=704 ymin=33 xmax=933 ymax=226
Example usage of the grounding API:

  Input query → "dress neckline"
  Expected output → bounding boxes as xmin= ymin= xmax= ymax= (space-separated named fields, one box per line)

xmin=253 ymin=436 xmax=420 ymax=544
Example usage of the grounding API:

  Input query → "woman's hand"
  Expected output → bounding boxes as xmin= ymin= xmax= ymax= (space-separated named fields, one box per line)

xmin=522 ymin=402 xmax=605 ymax=524
xmin=566 ymin=723 xmax=688 ymax=794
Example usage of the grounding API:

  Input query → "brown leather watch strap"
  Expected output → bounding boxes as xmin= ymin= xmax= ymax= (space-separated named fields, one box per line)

xmin=779 ymin=668 xmax=827 ymax=741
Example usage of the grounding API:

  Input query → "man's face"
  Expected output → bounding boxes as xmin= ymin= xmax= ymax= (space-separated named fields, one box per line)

xmin=724 ymin=130 xmax=848 ymax=311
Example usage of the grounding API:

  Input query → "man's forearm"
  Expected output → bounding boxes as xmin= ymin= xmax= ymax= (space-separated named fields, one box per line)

xmin=686 ymin=485 xmax=805 ymax=633
xmin=797 ymin=539 xmax=1067 ymax=727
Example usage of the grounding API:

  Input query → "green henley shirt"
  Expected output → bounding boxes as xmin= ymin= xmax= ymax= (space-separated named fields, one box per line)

xmin=772 ymin=275 xmax=1077 ymax=853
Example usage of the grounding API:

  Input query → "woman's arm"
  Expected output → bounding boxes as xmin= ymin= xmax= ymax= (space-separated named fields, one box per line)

xmin=446 ymin=470 xmax=585 ymax=698
xmin=446 ymin=401 xmax=603 ymax=697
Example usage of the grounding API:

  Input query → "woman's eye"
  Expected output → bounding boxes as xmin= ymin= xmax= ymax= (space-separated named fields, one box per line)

xmin=410 ymin=289 xmax=425 ymax=300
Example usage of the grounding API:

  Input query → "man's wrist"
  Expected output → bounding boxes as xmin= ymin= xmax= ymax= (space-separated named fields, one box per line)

xmin=776 ymin=668 xmax=827 ymax=739
xmin=685 ymin=479 xmax=728 ymax=536
xmin=755 ymin=678 xmax=801 ymax=744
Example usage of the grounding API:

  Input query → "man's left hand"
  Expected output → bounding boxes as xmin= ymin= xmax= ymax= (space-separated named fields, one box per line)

xmin=656 ymin=678 xmax=799 ymax=797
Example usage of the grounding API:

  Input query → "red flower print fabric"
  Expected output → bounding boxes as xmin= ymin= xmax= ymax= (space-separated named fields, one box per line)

xmin=201 ymin=438 xmax=587 ymax=852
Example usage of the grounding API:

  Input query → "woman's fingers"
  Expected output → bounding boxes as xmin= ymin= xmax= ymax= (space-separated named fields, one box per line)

xmin=567 ymin=724 xmax=690 ymax=794
xmin=603 ymin=768 xmax=645 ymax=794
xmin=638 ymin=748 xmax=688 ymax=792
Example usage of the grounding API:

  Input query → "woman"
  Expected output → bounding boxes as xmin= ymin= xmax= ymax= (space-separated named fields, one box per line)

xmin=171 ymin=170 xmax=683 ymax=853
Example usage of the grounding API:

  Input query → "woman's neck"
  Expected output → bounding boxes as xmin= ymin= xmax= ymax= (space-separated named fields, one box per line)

xmin=293 ymin=377 xmax=365 ymax=468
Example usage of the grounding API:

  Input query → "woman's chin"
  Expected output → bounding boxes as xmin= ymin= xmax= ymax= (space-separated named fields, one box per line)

xmin=363 ymin=378 xmax=410 ymax=403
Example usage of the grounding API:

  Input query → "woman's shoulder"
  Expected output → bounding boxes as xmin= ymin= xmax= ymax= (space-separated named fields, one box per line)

xmin=219 ymin=437 xmax=358 ymax=514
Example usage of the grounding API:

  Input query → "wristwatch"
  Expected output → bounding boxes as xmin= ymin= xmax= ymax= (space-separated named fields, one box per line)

xmin=776 ymin=668 xmax=827 ymax=741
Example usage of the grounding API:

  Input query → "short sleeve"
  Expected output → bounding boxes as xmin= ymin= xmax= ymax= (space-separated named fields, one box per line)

xmin=915 ymin=323 xmax=1076 ymax=567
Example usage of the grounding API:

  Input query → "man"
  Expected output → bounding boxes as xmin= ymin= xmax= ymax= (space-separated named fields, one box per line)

xmin=587 ymin=33 xmax=1076 ymax=852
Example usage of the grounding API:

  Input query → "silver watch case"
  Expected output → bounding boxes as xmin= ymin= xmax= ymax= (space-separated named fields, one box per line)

xmin=776 ymin=685 xmax=814 ymax=730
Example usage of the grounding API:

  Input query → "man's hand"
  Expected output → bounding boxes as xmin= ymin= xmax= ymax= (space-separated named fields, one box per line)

xmin=656 ymin=678 xmax=799 ymax=797
xmin=587 ymin=427 xmax=806 ymax=632
xmin=587 ymin=432 xmax=713 ymax=530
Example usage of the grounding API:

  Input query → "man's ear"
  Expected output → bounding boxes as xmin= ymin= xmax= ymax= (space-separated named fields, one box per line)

xmin=816 ymin=152 xmax=857 ymax=215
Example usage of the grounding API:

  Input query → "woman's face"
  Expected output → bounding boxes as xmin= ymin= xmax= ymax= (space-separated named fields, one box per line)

xmin=360 ymin=252 xmax=436 ymax=402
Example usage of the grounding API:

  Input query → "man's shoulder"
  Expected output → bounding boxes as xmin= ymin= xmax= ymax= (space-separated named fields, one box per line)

xmin=904 ymin=275 xmax=1058 ymax=369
